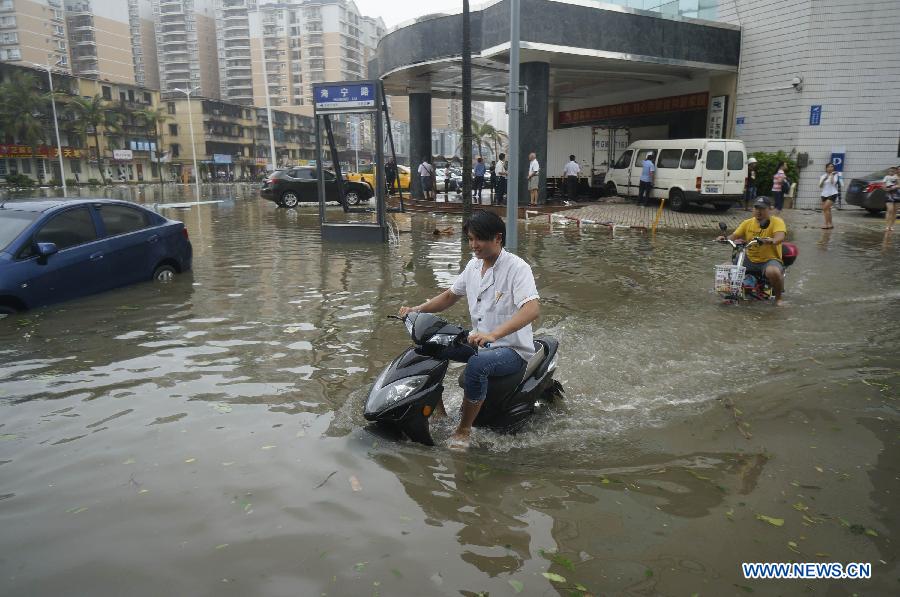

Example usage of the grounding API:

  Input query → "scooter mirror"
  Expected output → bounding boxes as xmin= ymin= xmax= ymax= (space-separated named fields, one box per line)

xmin=718 ymin=221 xmax=727 ymax=231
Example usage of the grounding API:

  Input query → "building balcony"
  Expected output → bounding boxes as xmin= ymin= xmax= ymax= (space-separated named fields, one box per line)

xmin=224 ymin=24 xmax=249 ymax=33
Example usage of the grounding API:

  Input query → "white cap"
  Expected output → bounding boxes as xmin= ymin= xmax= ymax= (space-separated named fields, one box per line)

xmin=747 ymin=157 xmax=758 ymax=164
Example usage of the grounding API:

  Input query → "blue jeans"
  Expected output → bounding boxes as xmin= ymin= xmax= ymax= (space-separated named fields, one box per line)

xmin=638 ymin=180 xmax=652 ymax=205
xmin=772 ymin=190 xmax=784 ymax=210
xmin=441 ymin=345 xmax=525 ymax=403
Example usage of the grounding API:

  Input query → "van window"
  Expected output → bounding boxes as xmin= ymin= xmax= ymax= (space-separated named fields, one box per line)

xmin=636 ymin=149 xmax=656 ymax=164
xmin=613 ymin=150 xmax=633 ymax=169
xmin=657 ymin=149 xmax=682 ymax=168
xmin=727 ymin=151 xmax=744 ymax=170
xmin=680 ymin=149 xmax=700 ymax=169
xmin=706 ymin=150 xmax=724 ymax=171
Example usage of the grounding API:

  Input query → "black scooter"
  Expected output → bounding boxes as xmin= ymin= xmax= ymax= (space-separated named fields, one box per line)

xmin=363 ymin=312 xmax=563 ymax=446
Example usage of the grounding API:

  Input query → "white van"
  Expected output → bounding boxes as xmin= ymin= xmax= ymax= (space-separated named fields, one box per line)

xmin=605 ymin=139 xmax=747 ymax=211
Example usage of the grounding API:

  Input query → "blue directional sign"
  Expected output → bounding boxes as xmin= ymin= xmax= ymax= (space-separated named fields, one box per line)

xmin=313 ymin=82 xmax=377 ymax=111
xmin=830 ymin=152 xmax=845 ymax=172
xmin=809 ymin=105 xmax=822 ymax=126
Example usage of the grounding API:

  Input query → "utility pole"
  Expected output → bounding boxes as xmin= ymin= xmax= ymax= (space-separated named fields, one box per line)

xmin=461 ymin=0 xmax=472 ymax=220
xmin=506 ymin=0 xmax=521 ymax=251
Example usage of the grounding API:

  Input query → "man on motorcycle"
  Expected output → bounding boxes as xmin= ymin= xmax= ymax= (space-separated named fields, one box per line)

xmin=398 ymin=211 xmax=541 ymax=449
xmin=717 ymin=196 xmax=787 ymax=306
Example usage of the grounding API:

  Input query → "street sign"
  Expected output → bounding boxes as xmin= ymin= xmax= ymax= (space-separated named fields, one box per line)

xmin=313 ymin=82 xmax=377 ymax=111
xmin=113 ymin=149 xmax=133 ymax=161
xmin=809 ymin=105 xmax=822 ymax=126
xmin=830 ymin=152 xmax=845 ymax=171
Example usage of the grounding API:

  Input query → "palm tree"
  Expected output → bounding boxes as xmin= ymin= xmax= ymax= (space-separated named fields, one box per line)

xmin=0 ymin=72 xmax=48 ymax=180
xmin=487 ymin=126 xmax=508 ymax=162
xmin=68 ymin=94 xmax=112 ymax=184
xmin=135 ymin=106 xmax=170 ymax=198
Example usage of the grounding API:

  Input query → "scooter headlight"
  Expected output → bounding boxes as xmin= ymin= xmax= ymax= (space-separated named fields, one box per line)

xmin=367 ymin=375 xmax=429 ymax=413
xmin=426 ymin=333 xmax=457 ymax=346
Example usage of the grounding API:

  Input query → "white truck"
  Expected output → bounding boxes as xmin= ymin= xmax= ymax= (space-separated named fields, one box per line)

xmin=547 ymin=126 xmax=629 ymax=198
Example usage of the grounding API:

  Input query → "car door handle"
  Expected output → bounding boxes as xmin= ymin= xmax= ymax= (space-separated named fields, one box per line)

xmin=90 ymin=251 xmax=104 ymax=261
xmin=147 ymin=234 xmax=160 ymax=243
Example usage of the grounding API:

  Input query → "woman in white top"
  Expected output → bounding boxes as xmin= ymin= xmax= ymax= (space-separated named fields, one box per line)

xmin=883 ymin=166 xmax=899 ymax=232
xmin=818 ymin=162 xmax=841 ymax=229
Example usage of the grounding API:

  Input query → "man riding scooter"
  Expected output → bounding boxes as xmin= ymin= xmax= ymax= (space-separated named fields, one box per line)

xmin=398 ymin=211 xmax=540 ymax=449
xmin=717 ymin=196 xmax=788 ymax=306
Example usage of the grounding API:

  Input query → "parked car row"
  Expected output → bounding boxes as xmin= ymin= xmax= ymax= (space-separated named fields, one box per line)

xmin=260 ymin=167 xmax=375 ymax=208
xmin=0 ymin=199 xmax=192 ymax=314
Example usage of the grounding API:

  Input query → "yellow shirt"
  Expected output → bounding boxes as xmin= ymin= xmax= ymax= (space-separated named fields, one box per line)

xmin=733 ymin=216 xmax=787 ymax=263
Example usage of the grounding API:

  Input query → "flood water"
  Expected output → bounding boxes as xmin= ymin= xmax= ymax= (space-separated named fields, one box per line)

xmin=1 ymin=184 xmax=898 ymax=596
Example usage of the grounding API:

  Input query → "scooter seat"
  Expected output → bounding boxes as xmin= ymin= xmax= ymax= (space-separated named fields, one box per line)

xmin=457 ymin=341 xmax=546 ymax=390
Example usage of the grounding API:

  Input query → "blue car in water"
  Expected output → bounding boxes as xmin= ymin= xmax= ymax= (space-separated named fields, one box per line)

xmin=0 ymin=199 xmax=192 ymax=314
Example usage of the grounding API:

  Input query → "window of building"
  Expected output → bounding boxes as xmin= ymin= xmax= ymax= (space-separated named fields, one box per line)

xmin=168 ymin=124 xmax=178 ymax=136
xmin=102 ymin=85 xmax=112 ymax=100
xmin=20 ymin=159 xmax=31 ymax=174
xmin=127 ymin=90 xmax=135 ymax=102
xmin=170 ymin=144 xmax=180 ymax=157
xmin=657 ymin=149 xmax=682 ymax=169
xmin=706 ymin=150 xmax=724 ymax=170
xmin=119 ymin=91 xmax=127 ymax=102
xmin=36 ymin=160 xmax=46 ymax=179
xmin=0 ymin=32 xmax=17 ymax=44
xmin=33 ymin=207 xmax=97 ymax=251
xmin=680 ymin=149 xmax=700 ymax=169
xmin=70 ymin=160 xmax=81 ymax=174
xmin=0 ymin=47 xmax=20 ymax=60
xmin=53 ymin=24 xmax=64 ymax=36
xmin=143 ymin=92 xmax=151 ymax=104
xmin=0 ymin=159 xmax=6 ymax=176
xmin=167 ymin=102 xmax=176 ymax=114
xmin=0 ymin=16 xmax=16 ymax=27
xmin=0 ymin=1 xmax=13 ymax=11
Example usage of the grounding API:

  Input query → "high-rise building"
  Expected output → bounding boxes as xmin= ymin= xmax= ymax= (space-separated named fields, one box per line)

xmin=215 ymin=0 xmax=255 ymax=105
xmin=0 ymin=0 xmax=69 ymax=69
xmin=64 ymin=0 xmax=135 ymax=83
xmin=153 ymin=0 xmax=219 ymax=98
xmin=128 ymin=0 xmax=159 ymax=89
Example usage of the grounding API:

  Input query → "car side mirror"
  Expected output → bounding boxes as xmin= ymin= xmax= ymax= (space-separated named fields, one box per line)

xmin=718 ymin=221 xmax=727 ymax=231
xmin=36 ymin=242 xmax=58 ymax=264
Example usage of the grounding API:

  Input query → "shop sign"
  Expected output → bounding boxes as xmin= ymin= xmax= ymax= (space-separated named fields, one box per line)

xmin=558 ymin=92 xmax=710 ymax=126
xmin=0 ymin=144 xmax=86 ymax=158
xmin=213 ymin=154 xmax=233 ymax=164
xmin=113 ymin=149 xmax=134 ymax=161
xmin=706 ymin=95 xmax=727 ymax=139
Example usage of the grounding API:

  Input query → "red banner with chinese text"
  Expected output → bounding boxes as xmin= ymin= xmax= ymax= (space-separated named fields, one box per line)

xmin=0 ymin=145 xmax=86 ymax=159
xmin=558 ymin=92 xmax=710 ymax=126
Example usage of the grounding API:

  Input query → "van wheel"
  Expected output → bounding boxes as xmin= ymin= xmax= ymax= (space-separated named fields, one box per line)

xmin=669 ymin=189 xmax=687 ymax=212
xmin=605 ymin=182 xmax=617 ymax=197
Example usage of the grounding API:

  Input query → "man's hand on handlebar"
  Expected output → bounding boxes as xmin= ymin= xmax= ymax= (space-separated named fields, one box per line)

xmin=467 ymin=331 xmax=497 ymax=348
xmin=398 ymin=305 xmax=420 ymax=318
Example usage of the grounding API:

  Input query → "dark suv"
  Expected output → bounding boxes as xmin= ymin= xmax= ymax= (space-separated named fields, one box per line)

xmin=260 ymin=167 xmax=374 ymax=208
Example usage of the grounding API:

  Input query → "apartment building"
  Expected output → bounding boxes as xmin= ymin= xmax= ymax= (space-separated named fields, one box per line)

xmin=153 ymin=0 xmax=219 ymax=98
xmin=0 ymin=0 xmax=69 ymax=68
xmin=128 ymin=0 xmax=159 ymax=89
xmin=64 ymin=0 xmax=135 ymax=83
xmin=215 ymin=0 xmax=255 ymax=105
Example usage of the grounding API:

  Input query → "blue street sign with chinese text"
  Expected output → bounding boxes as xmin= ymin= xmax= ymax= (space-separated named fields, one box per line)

xmin=809 ymin=105 xmax=822 ymax=126
xmin=313 ymin=82 xmax=377 ymax=111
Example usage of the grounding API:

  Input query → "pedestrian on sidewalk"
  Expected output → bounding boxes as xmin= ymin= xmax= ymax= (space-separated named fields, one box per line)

xmin=771 ymin=161 xmax=788 ymax=213
xmin=527 ymin=152 xmax=540 ymax=206
xmin=474 ymin=157 xmax=486 ymax=203
xmin=744 ymin=157 xmax=758 ymax=210
xmin=638 ymin=152 xmax=655 ymax=207
xmin=489 ymin=160 xmax=496 ymax=204
xmin=385 ymin=157 xmax=398 ymax=195
xmin=563 ymin=154 xmax=581 ymax=202
xmin=883 ymin=166 xmax=899 ymax=232
xmin=495 ymin=153 xmax=508 ymax=205
xmin=418 ymin=156 xmax=435 ymax=200
xmin=818 ymin=162 xmax=841 ymax=229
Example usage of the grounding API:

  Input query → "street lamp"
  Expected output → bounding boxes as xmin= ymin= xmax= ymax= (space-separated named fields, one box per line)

xmin=172 ymin=86 xmax=201 ymax=202
xmin=249 ymin=8 xmax=278 ymax=172
xmin=30 ymin=59 xmax=67 ymax=198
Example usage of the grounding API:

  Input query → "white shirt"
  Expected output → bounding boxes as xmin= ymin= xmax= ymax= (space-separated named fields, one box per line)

xmin=449 ymin=249 xmax=539 ymax=361
xmin=417 ymin=162 xmax=433 ymax=177
xmin=563 ymin=160 xmax=581 ymax=177
xmin=528 ymin=159 xmax=539 ymax=178
xmin=495 ymin=160 xmax=507 ymax=177
xmin=819 ymin=172 xmax=842 ymax=197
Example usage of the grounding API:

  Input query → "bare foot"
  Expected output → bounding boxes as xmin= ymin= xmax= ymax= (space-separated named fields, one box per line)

xmin=775 ymin=299 xmax=786 ymax=307
xmin=448 ymin=433 xmax=470 ymax=451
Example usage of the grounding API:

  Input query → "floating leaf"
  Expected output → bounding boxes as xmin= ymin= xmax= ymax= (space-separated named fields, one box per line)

xmin=138 ymin=489 xmax=149 ymax=494
xmin=756 ymin=514 xmax=784 ymax=527
xmin=792 ymin=502 xmax=808 ymax=512
xmin=734 ymin=584 xmax=754 ymax=593
xmin=508 ymin=579 xmax=524 ymax=593
xmin=815 ymin=552 xmax=831 ymax=558
xmin=838 ymin=517 xmax=850 ymax=527
xmin=122 ymin=457 xmax=135 ymax=465
xmin=865 ymin=528 xmax=878 ymax=537
xmin=213 ymin=403 xmax=232 ymax=414
xmin=575 ymin=584 xmax=589 ymax=592
xmin=391 ymin=569 xmax=403 ymax=579
xmin=600 ymin=477 xmax=611 ymax=484
xmin=849 ymin=524 xmax=865 ymax=535
xmin=814 ymin=466 xmax=824 ymax=473
xmin=645 ymin=568 xmax=653 ymax=578
xmin=184 ymin=458 xmax=196 ymax=463
xmin=540 ymin=549 xmax=575 ymax=571
xmin=542 ymin=572 xmax=567 ymax=583
xmin=66 ymin=506 xmax=87 ymax=514
xmin=215 ymin=543 xmax=229 ymax=550
xmin=222 ymin=462 xmax=235 ymax=467
xmin=725 ymin=509 xmax=734 ymax=521
xmin=354 ymin=561 xmax=369 ymax=571
xmin=688 ymin=470 xmax=711 ymax=481
xmin=788 ymin=541 xmax=800 ymax=553
xmin=261 ymin=445 xmax=276 ymax=450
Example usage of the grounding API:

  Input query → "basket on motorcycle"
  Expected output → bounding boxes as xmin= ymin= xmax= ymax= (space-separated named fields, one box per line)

xmin=715 ymin=264 xmax=745 ymax=295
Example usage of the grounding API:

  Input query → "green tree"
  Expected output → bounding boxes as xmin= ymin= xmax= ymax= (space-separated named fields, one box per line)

xmin=751 ymin=151 xmax=798 ymax=197
xmin=135 ymin=106 xmax=170 ymax=198
xmin=68 ymin=94 xmax=114 ymax=184
xmin=0 ymin=71 xmax=48 ymax=180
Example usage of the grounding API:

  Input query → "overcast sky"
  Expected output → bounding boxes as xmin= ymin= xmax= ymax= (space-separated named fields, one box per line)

xmin=352 ymin=0 xmax=466 ymax=29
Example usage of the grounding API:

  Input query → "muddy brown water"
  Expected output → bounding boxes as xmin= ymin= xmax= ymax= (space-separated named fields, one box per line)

xmin=1 ymin=184 xmax=898 ymax=596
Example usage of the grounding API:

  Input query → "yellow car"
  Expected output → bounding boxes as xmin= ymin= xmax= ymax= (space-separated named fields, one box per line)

xmin=347 ymin=164 xmax=411 ymax=192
